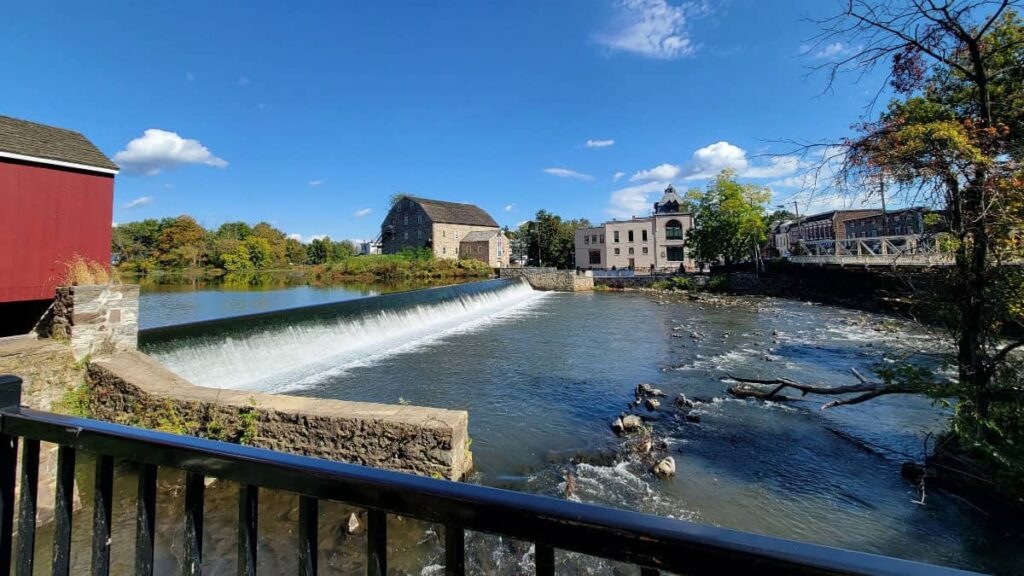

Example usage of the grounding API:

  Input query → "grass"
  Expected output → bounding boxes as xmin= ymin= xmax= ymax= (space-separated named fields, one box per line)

xmin=59 ymin=254 xmax=119 ymax=286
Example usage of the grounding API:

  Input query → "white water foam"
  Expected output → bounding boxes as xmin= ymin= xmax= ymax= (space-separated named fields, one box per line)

xmin=151 ymin=281 xmax=550 ymax=392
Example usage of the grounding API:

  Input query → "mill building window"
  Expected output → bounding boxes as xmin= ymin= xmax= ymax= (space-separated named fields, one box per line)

xmin=613 ymin=231 xmax=620 ymax=243
xmin=614 ymin=248 xmax=620 ymax=255
xmin=642 ymin=230 xmax=648 ymax=242
xmin=589 ymin=250 xmax=601 ymax=265
xmin=667 ymin=246 xmax=685 ymax=261
xmin=628 ymin=230 xmax=634 ymax=242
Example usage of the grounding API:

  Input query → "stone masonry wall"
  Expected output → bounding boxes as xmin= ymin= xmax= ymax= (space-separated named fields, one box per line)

xmin=500 ymin=268 xmax=594 ymax=291
xmin=53 ymin=285 xmax=139 ymax=360
xmin=86 ymin=352 xmax=472 ymax=480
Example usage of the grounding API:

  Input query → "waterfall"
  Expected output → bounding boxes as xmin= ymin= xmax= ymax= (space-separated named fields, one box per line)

xmin=144 ymin=280 xmax=548 ymax=392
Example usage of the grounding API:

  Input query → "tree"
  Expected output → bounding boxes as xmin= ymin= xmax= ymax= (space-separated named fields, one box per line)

xmin=778 ymin=0 xmax=1024 ymax=499
xmin=685 ymin=170 xmax=771 ymax=266
xmin=157 ymin=216 xmax=207 ymax=268
xmin=285 ymin=237 xmax=307 ymax=265
xmin=306 ymin=237 xmax=331 ymax=265
xmin=516 ymin=210 xmax=591 ymax=268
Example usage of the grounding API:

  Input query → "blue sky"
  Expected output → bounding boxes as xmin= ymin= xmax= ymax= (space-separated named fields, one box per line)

xmin=2 ymin=0 xmax=892 ymax=242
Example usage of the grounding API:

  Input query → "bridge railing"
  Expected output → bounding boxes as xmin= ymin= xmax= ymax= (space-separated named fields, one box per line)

xmin=790 ymin=234 xmax=954 ymax=266
xmin=0 ymin=375 xmax=976 ymax=576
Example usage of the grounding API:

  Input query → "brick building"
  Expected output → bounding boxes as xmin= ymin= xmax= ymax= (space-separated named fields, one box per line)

xmin=380 ymin=196 xmax=509 ymax=267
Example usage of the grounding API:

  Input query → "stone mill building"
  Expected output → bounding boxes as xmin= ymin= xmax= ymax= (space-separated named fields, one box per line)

xmin=380 ymin=196 xmax=509 ymax=268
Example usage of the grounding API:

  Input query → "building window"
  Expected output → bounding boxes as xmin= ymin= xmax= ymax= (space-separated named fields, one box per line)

xmin=613 ymin=231 xmax=620 ymax=243
xmin=642 ymin=247 xmax=648 ymax=255
xmin=628 ymin=230 xmax=634 ymax=242
xmin=628 ymin=247 xmax=634 ymax=255
xmin=417 ymin=215 xmax=423 ymax=224
xmin=417 ymin=230 xmax=422 ymax=239
xmin=642 ymin=230 xmax=648 ymax=242
xmin=443 ymin=230 xmax=447 ymax=238
xmin=404 ymin=215 xmax=409 ymax=225
xmin=667 ymin=246 xmax=685 ymax=261
xmin=584 ymin=235 xmax=590 ymax=244
xmin=404 ymin=231 xmax=409 ymax=240
xmin=665 ymin=220 xmax=683 ymax=240
xmin=589 ymin=250 xmax=601 ymax=265
xmin=614 ymin=248 xmax=620 ymax=255
xmin=600 ymin=234 xmax=605 ymax=243
xmin=443 ymin=247 xmax=446 ymax=254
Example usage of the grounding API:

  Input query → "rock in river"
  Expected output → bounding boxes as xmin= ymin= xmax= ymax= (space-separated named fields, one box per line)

xmin=645 ymin=398 xmax=661 ymax=410
xmin=652 ymin=457 xmax=676 ymax=477
xmin=612 ymin=414 xmax=645 ymax=435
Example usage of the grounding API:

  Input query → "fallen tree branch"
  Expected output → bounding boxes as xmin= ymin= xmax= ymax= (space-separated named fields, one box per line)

xmin=726 ymin=368 xmax=917 ymax=409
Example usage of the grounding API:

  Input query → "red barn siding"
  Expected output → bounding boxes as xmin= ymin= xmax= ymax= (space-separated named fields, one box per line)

xmin=0 ymin=159 xmax=114 ymax=302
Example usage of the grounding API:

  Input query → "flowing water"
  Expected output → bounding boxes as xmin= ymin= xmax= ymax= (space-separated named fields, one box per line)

xmin=36 ymin=278 xmax=1022 ymax=574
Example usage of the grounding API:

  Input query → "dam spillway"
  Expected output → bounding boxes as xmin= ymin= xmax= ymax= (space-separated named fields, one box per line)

xmin=140 ymin=279 xmax=548 ymax=392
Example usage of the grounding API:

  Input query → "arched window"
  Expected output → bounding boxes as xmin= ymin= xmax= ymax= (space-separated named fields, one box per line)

xmin=665 ymin=220 xmax=683 ymax=240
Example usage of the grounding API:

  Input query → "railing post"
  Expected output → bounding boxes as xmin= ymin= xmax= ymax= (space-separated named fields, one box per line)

xmin=0 ymin=375 xmax=22 ymax=576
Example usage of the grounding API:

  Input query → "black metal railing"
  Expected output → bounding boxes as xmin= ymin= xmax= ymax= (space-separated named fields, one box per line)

xmin=0 ymin=375 xmax=978 ymax=576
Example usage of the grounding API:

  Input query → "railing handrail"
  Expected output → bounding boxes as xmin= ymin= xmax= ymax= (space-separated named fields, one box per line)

xmin=0 ymin=403 xmax=979 ymax=576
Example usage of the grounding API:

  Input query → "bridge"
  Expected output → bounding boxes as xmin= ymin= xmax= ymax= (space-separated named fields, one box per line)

xmin=787 ymin=234 xmax=954 ymax=267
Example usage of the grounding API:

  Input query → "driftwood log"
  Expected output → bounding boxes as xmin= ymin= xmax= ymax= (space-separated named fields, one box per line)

xmin=727 ymin=368 xmax=916 ymax=409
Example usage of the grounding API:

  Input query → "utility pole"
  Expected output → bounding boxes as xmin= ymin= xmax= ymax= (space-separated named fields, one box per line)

xmin=879 ymin=176 xmax=888 ymax=236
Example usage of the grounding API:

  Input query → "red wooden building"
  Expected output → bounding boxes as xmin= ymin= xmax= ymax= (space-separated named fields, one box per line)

xmin=0 ymin=115 xmax=118 ymax=330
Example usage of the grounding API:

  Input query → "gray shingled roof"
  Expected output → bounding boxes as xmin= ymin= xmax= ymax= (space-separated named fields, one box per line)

xmin=409 ymin=197 xmax=498 ymax=227
xmin=462 ymin=230 xmax=499 ymax=242
xmin=0 ymin=115 xmax=118 ymax=172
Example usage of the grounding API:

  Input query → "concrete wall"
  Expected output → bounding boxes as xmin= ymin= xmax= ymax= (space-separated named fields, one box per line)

xmin=50 ymin=284 xmax=139 ymax=360
xmin=500 ymin=268 xmax=594 ymax=291
xmin=594 ymin=274 xmax=708 ymax=290
xmin=86 ymin=352 xmax=472 ymax=480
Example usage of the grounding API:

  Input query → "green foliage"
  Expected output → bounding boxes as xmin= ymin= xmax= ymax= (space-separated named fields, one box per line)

xmin=316 ymin=252 xmax=491 ymax=280
xmin=651 ymin=276 xmax=694 ymax=291
xmin=54 ymin=383 xmax=92 ymax=418
xmin=705 ymin=275 xmax=729 ymax=293
xmin=515 ymin=210 xmax=591 ymax=268
xmin=238 ymin=405 xmax=260 ymax=445
xmin=685 ymin=170 xmax=771 ymax=266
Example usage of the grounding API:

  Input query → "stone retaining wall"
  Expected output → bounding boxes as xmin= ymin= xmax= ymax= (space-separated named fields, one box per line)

xmin=51 ymin=284 xmax=140 ymax=360
xmin=499 ymin=268 xmax=594 ymax=291
xmin=86 ymin=352 xmax=472 ymax=480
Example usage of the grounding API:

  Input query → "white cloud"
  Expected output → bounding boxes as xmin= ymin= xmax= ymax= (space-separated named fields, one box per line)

xmin=124 ymin=196 xmax=154 ymax=209
xmin=612 ymin=171 xmax=625 ymax=182
xmin=504 ymin=204 xmax=515 ymax=212
xmin=287 ymin=233 xmax=303 ymax=241
xmin=606 ymin=181 xmax=668 ymax=218
xmin=543 ymin=167 xmax=594 ymax=181
xmin=308 ymin=180 xmax=324 ymax=187
xmin=308 ymin=234 xmax=328 ymax=242
xmin=114 ymin=129 xmax=227 ymax=175
xmin=806 ymin=41 xmax=860 ymax=60
xmin=595 ymin=0 xmax=708 ymax=60
xmin=586 ymin=139 xmax=615 ymax=148
xmin=630 ymin=162 xmax=681 ymax=182
xmin=682 ymin=141 xmax=748 ymax=179
xmin=354 ymin=208 xmax=372 ymax=217
xmin=744 ymin=155 xmax=802 ymax=178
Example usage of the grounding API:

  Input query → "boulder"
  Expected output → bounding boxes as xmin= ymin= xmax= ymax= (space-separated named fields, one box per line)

xmin=674 ymin=394 xmax=695 ymax=409
xmin=636 ymin=383 xmax=666 ymax=397
xmin=645 ymin=398 xmax=660 ymax=411
xmin=652 ymin=457 xmax=676 ymax=477
xmin=613 ymin=414 xmax=645 ymax=435
xmin=684 ymin=413 xmax=701 ymax=423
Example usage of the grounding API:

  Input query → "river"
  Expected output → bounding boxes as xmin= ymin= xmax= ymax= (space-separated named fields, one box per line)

xmin=34 ymin=276 xmax=1022 ymax=574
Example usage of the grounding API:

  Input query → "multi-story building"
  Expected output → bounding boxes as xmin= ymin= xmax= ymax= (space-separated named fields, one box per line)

xmin=789 ymin=209 xmax=883 ymax=245
xmin=843 ymin=207 xmax=941 ymax=238
xmin=380 ymin=196 xmax=509 ymax=267
xmin=574 ymin=185 xmax=695 ymax=272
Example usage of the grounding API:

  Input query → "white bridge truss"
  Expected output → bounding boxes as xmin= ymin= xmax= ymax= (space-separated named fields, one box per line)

xmin=787 ymin=234 xmax=954 ymax=267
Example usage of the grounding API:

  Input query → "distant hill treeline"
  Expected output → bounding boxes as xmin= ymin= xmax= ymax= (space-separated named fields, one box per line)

xmin=113 ymin=216 xmax=357 ymax=273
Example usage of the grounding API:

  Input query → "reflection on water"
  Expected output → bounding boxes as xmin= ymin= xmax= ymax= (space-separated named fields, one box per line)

xmin=131 ymin=270 xmax=474 ymax=329
xmin=71 ymin=283 xmax=1024 ymax=574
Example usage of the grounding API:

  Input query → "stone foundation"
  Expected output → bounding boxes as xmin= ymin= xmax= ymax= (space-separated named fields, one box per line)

xmin=500 ymin=268 xmax=594 ymax=291
xmin=48 ymin=285 xmax=140 ymax=360
xmin=86 ymin=352 xmax=472 ymax=480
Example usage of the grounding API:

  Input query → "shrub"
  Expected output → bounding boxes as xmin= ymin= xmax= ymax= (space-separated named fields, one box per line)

xmin=59 ymin=254 xmax=118 ymax=286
